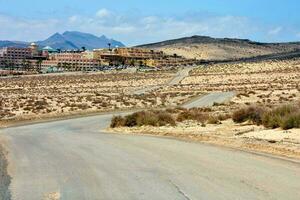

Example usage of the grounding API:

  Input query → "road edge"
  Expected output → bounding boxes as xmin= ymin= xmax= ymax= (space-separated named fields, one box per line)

xmin=0 ymin=141 xmax=11 ymax=200
xmin=105 ymin=129 xmax=300 ymax=165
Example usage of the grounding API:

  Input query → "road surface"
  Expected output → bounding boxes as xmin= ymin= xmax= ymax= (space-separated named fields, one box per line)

xmin=133 ymin=67 xmax=195 ymax=95
xmin=183 ymin=91 xmax=236 ymax=109
xmin=1 ymin=114 xmax=300 ymax=200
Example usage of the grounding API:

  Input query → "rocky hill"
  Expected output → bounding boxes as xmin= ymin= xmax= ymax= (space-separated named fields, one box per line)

xmin=137 ymin=36 xmax=300 ymax=60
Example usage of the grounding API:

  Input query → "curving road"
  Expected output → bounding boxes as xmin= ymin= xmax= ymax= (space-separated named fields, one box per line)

xmin=133 ymin=67 xmax=195 ymax=95
xmin=1 ymin=114 xmax=300 ymax=200
xmin=183 ymin=91 xmax=236 ymax=109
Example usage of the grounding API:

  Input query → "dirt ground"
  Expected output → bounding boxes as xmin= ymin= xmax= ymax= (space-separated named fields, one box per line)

xmin=0 ymin=71 xmax=200 ymax=127
xmin=108 ymin=120 xmax=300 ymax=160
xmin=108 ymin=58 xmax=300 ymax=159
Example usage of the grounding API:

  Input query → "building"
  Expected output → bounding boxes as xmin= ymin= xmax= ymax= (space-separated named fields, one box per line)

xmin=29 ymin=43 xmax=39 ymax=56
xmin=0 ymin=47 xmax=32 ymax=60
xmin=0 ymin=47 xmax=32 ymax=69
xmin=41 ymin=52 xmax=101 ymax=71
xmin=93 ymin=47 xmax=196 ymax=68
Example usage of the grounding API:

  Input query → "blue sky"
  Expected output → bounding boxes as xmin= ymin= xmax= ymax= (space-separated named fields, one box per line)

xmin=0 ymin=0 xmax=299 ymax=45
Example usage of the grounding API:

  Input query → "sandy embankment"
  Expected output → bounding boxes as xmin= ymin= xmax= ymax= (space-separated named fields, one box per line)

xmin=108 ymin=120 xmax=300 ymax=160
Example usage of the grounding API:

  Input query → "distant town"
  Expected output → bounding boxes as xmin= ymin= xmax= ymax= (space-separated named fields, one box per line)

xmin=0 ymin=42 xmax=197 ymax=76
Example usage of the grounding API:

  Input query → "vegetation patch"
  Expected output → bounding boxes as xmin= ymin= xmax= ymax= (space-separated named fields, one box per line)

xmin=176 ymin=108 xmax=210 ymax=123
xmin=232 ymin=106 xmax=265 ymax=125
xmin=233 ymin=104 xmax=300 ymax=130
xmin=111 ymin=107 xmax=218 ymax=128
xmin=110 ymin=110 xmax=176 ymax=128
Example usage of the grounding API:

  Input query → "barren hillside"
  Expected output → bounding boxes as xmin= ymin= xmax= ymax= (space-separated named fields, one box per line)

xmin=137 ymin=36 xmax=300 ymax=60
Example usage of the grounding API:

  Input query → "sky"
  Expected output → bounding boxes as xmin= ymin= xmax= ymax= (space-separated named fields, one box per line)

xmin=0 ymin=0 xmax=299 ymax=46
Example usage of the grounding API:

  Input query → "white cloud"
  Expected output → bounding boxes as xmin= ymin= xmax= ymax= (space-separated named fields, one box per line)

xmin=96 ymin=9 xmax=112 ymax=18
xmin=0 ymin=10 xmax=298 ymax=45
xmin=268 ymin=26 xmax=283 ymax=35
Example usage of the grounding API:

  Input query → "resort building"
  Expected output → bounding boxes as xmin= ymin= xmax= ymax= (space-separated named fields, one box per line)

xmin=41 ymin=52 xmax=100 ymax=71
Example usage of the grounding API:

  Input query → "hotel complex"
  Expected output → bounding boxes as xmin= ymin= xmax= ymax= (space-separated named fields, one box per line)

xmin=0 ymin=44 xmax=197 ymax=74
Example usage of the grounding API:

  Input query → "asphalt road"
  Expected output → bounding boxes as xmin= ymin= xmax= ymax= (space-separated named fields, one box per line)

xmin=133 ymin=67 xmax=195 ymax=95
xmin=1 ymin=114 xmax=300 ymax=200
xmin=183 ymin=92 xmax=236 ymax=109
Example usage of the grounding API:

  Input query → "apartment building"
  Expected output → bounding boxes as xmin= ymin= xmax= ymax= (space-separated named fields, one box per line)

xmin=42 ymin=52 xmax=100 ymax=71
xmin=0 ymin=47 xmax=32 ymax=59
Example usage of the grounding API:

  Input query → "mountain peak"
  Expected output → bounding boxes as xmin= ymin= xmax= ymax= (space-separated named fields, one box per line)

xmin=48 ymin=33 xmax=64 ymax=40
xmin=36 ymin=31 xmax=125 ymax=50
xmin=99 ymin=35 xmax=108 ymax=40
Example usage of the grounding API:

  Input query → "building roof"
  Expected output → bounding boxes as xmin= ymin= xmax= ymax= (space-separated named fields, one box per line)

xmin=42 ymin=46 xmax=57 ymax=52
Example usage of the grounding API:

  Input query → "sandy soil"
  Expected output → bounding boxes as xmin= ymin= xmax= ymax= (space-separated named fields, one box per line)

xmin=108 ymin=120 xmax=300 ymax=159
xmin=0 ymin=71 xmax=199 ymax=127
xmin=156 ymin=44 xmax=280 ymax=60
xmin=180 ymin=58 xmax=300 ymax=115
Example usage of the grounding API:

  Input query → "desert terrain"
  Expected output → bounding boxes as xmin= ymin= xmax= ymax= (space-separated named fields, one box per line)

xmin=1 ymin=53 xmax=300 ymax=200
xmin=109 ymin=58 xmax=300 ymax=159
xmin=0 ymin=70 xmax=202 ymax=127
xmin=138 ymin=35 xmax=300 ymax=60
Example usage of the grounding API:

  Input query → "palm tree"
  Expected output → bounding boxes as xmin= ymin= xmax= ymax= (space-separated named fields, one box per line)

xmin=57 ymin=63 xmax=62 ymax=71
xmin=62 ymin=62 xmax=67 ymax=71
xmin=108 ymin=43 xmax=112 ymax=51
xmin=36 ymin=59 xmax=43 ymax=73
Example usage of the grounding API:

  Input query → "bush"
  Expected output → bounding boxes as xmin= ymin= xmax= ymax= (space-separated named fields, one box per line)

xmin=110 ymin=116 xmax=126 ymax=128
xmin=280 ymin=113 xmax=300 ymax=130
xmin=110 ymin=110 xmax=176 ymax=128
xmin=232 ymin=106 xmax=265 ymax=125
xmin=233 ymin=104 xmax=300 ymax=130
xmin=176 ymin=108 xmax=209 ymax=123
xmin=207 ymin=116 xmax=220 ymax=124
xmin=262 ymin=105 xmax=299 ymax=129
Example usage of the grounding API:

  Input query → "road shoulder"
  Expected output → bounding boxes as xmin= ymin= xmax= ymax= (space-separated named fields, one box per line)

xmin=106 ymin=123 xmax=300 ymax=161
xmin=0 ymin=136 xmax=11 ymax=200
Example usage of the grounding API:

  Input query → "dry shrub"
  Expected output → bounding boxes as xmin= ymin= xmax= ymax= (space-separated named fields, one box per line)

xmin=207 ymin=116 xmax=221 ymax=124
xmin=262 ymin=105 xmax=300 ymax=130
xmin=217 ymin=113 xmax=231 ymax=121
xmin=232 ymin=105 xmax=265 ymax=125
xmin=110 ymin=110 xmax=176 ymax=128
xmin=177 ymin=108 xmax=209 ymax=123
xmin=110 ymin=116 xmax=126 ymax=128
xmin=233 ymin=104 xmax=300 ymax=130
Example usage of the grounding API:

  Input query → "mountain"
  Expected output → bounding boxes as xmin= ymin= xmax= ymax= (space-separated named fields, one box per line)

xmin=62 ymin=31 xmax=124 ymax=50
xmin=137 ymin=35 xmax=300 ymax=61
xmin=36 ymin=31 xmax=125 ymax=50
xmin=0 ymin=31 xmax=125 ymax=50
xmin=36 ymin=33 xmax=78 ymax=50
xmin=0 ymin=41 xmax=28 ymax=48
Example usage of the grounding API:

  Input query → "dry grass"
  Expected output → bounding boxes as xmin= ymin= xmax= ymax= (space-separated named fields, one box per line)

xmin=110 ymin=110 xmax=176 ymax=128
xmin=232 ymin=103 xmax=300 ymax=130
xmin=1 ymin=71 xmax=199 ymax=123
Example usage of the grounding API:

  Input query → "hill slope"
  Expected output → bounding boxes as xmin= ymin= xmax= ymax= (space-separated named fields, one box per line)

xmin=137 ymin=36 xmax=300 ymax=60
xmin=0 ymin=41 xmax=28 ymax=48
xmin=62 ymin=31 xmax=124 ymax=50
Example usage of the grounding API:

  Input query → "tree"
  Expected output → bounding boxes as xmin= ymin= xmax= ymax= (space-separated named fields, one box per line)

xmin=62 ymin=62 xmax=67 ymax=71
xmin=108 ymin=43 xmax=112 ymax=51
xmin=36 ymin=59 xmax=43 ymax=73
xmin=57 ymin=63 xmax=62 ymax=71
xmin=81 ymin=47 xmax=86 ymax=52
